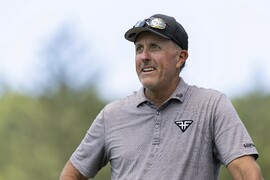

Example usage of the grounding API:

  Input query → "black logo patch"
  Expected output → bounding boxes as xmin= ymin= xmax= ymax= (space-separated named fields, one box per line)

xmin=175 ymin=120 xmax=193 ymax=132
xmin=243 ymin=143 xmax=255 ymax=148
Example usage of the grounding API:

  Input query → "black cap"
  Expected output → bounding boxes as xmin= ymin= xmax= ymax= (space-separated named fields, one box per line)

xmin=124 ymin=14 xmax=188 ymax=50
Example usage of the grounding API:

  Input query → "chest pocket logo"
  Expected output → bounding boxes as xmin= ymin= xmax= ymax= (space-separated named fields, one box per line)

xmin=175 ymin=120 xmax=193 ymax=132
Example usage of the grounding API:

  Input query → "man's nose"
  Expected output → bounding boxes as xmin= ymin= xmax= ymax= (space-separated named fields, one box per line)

xmin=139 ymin=49 xmax=151 ymax=61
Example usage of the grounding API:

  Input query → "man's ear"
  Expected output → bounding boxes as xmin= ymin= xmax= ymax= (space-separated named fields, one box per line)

xmin=176 ymin=50 xmax=188 ymax=69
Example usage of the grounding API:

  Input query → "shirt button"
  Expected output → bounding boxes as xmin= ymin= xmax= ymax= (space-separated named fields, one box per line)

xmin=176 ymin=93 xmax=183 ymax=98
xmin=155 ymin=124 xmax=159 ymax=129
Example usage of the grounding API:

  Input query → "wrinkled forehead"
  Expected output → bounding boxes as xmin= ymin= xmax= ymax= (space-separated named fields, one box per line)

xmin=135 ymin=31 xmax=172 ymax=45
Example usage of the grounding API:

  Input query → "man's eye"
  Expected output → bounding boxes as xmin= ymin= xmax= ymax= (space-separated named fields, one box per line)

xmin=150 ymin=44 xmax=160 ymax=50
xmin=136 ymin=46 xmax=143 ymax=53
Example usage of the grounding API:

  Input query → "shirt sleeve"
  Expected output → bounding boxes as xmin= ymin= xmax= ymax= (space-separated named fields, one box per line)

xmin=213 ymin=94 xmax=259 ymax=166
xmin=70 ymin=109 xmax=108 ymax=178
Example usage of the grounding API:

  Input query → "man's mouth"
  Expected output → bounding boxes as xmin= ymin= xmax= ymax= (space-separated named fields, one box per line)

xmin=142 ymin=67 xmax=156 ymax=73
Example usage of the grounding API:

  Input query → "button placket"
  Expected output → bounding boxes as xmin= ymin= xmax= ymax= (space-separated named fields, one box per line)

xmin=153 ymin=110 xmax=161 ymax=145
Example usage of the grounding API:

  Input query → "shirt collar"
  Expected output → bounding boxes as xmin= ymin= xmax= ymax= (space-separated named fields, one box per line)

xmin=135 ymin=87 xmax=148 ymax=107
xmin=135 ymin=77 xmax=189 ymax=107
xmin=170 ymin=77 xmax=189 ymax=103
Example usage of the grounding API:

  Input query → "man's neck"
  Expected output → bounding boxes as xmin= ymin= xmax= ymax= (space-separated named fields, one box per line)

xmin=144 ymin=78 xmax=180 ymax=108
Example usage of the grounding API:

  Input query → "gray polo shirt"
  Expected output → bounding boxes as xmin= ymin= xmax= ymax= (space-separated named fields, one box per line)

xmin=70 ymin=78 xmax=258 ymax=180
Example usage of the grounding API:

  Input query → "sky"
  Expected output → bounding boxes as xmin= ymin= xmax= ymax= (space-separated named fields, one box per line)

xmin=0 ymin=0 xmax=270 ymax=100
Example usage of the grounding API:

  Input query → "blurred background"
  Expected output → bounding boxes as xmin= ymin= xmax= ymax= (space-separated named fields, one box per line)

xmin=0 ymin=0 xmax=269 ymax=179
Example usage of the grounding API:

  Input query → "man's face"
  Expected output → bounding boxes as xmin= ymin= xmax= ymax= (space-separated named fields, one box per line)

xmin=135 ymin=32 xmax=185 ymax=92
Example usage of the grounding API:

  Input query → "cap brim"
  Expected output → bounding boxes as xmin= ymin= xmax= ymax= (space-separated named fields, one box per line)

xmin=124 ymin=27 xmax=170 ymax=43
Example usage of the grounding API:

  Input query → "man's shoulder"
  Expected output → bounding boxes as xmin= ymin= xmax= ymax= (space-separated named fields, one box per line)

xmin=187 ymin=84 xmax=226 ymax=102
xmin=104 ymin=91 xmax=141 ymax=112
xmin=179 ymin=78 xmax=226 ymax=102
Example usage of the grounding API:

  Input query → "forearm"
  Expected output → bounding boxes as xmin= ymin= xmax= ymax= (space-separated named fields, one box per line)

xmin=60 ymin=173 xmax=87 ymax=180
xmin=60 ymin=161 xmax=88 ymax=180
xmin=227 ymin=155 xmax=264 ymax=180
xmin=230 ymin=167 xmax=263 ymax=180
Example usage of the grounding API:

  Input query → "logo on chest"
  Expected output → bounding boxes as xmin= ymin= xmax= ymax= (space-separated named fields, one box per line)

xmin=174 ymin=120 xmax=193 ymax=132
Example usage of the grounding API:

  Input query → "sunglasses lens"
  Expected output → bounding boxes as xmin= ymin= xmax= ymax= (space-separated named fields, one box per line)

xmin=134 ymin=19 xmax=146 ymax=27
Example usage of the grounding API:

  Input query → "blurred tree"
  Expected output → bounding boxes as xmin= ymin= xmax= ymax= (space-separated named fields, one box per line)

xmin=0 ymin=88 xmax=106 ymax=179
xmin=233 ymin=93 xmax=270 ymax=178
xmin=218 ymin=92 xmax=270 ymax=179
xmin=0 ymin=22 xmax=108 ymax=179
xmin=37 ymin=22 xmax=102 ymax=95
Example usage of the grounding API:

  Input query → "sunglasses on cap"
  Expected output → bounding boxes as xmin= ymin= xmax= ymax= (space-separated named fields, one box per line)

xmin=134 ymin=17 xmax=169 ymax=30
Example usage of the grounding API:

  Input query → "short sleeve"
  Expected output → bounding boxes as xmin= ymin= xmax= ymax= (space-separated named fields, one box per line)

xmin=70 ymin=109 xmax=108 ymax=178
xmin=213 ymin=94 xmax=258 ymax=166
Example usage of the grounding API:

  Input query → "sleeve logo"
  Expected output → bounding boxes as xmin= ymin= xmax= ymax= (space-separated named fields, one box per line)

xmin=175 ymin=120 xmax=193 ymax=132
xmin=243 ymin=143 xmax=255 ymax=148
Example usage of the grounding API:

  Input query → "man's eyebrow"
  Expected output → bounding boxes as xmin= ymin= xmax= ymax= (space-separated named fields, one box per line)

xmin=135 ymin=42 xmax=142 ymax=47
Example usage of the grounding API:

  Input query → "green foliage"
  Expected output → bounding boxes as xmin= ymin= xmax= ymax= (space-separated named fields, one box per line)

xmin=232 ymin=93 xmax=270 ymax=179
xmin=0 ymin=90 xmax=269 ymax=179
xmin=0 ymin=87 xmax=106 ymax=180
xmin=218 ymin=92 xmax=270 ymax=179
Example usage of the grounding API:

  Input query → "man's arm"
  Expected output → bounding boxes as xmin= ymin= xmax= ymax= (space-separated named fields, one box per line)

xmin=60 ymin=160 xmax=88 ymax=180
xmin=227 ymin=155 xmax=264 ymax=180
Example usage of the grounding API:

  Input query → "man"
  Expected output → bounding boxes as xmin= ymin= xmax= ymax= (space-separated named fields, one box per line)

xmin=60 ymin=14 xmax=263 ymax=179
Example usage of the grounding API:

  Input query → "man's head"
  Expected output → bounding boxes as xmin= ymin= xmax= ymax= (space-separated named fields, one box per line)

xmin=125 ymin=14 xmax=188 ymax=51
xmin=124 ymin=14 xmax=189 ymax=92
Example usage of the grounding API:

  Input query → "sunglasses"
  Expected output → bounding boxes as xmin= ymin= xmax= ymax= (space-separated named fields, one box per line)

xmin=134 ymin=17 xmax=167 ymax=30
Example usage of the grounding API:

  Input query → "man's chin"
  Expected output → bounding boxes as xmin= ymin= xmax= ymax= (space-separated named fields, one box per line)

xmin=141 ymin=82 xmax=158 ymax=91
